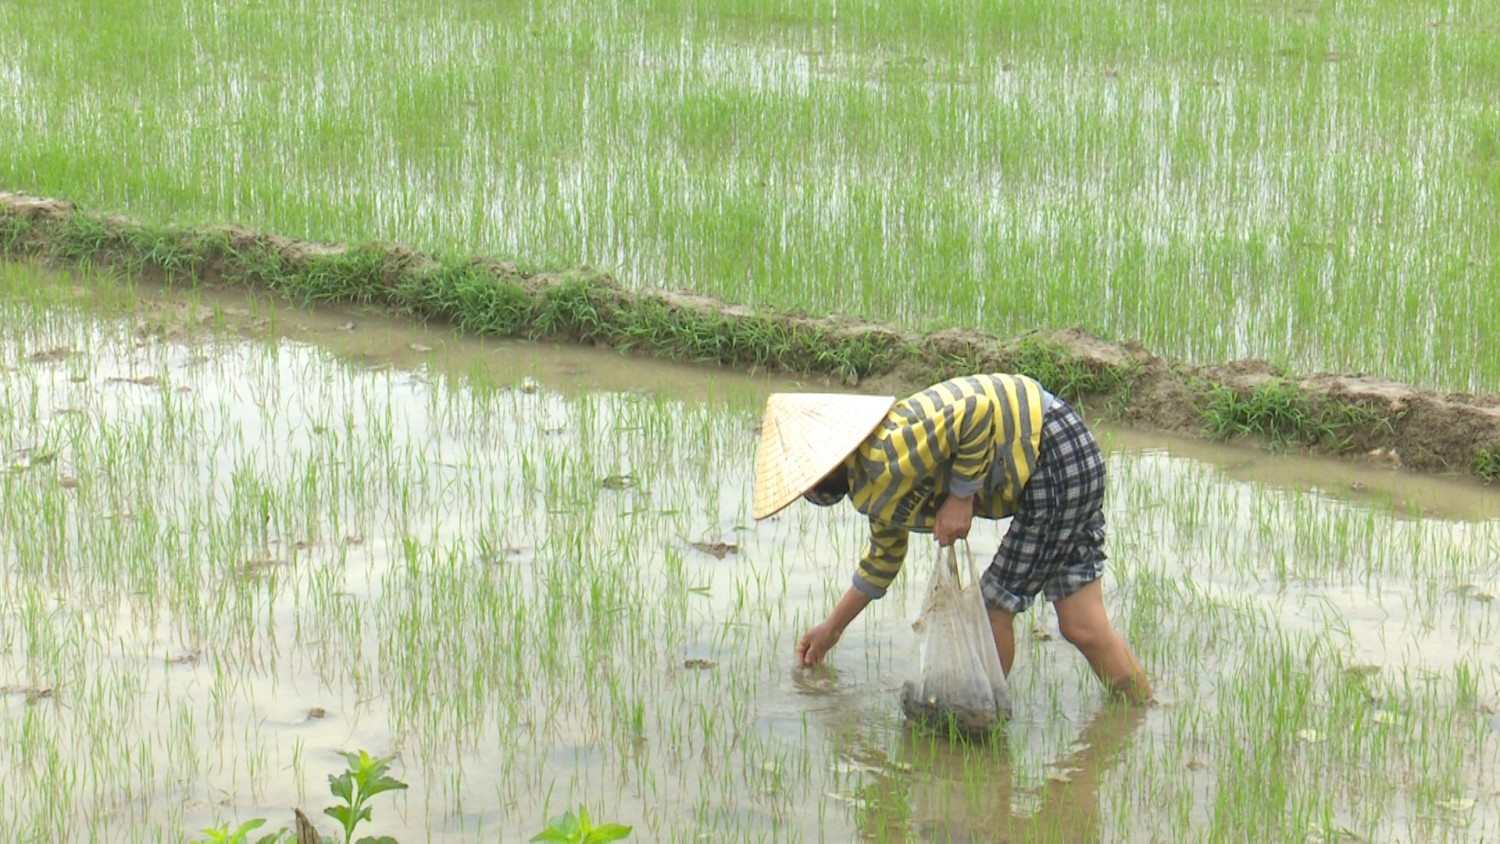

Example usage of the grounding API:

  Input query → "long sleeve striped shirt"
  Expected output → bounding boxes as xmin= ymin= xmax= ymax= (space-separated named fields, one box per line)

xmin=846 ymin=374 xmax=1054 ymax=599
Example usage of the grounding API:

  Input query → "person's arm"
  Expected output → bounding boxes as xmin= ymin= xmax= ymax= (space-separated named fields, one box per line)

xmin=796 ymin=523 xmax=909 ymax=666
xmin=795 ymin=586 xmax=871 ymax=666
xmin=936 ymin=394 xmax=993 ymax=545
xmin=853 ymin=522 xmax=908 ymax=598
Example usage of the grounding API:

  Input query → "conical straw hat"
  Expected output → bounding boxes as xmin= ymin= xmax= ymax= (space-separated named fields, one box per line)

xmin=752 ymin=392 xmax=895 ymax=520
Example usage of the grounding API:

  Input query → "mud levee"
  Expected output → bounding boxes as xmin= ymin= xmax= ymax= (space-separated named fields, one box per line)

xmin=4 ymin=190 xmax=1499 ymax=481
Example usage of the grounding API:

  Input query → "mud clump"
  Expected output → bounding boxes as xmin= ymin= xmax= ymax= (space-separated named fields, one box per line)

xmin=900 ymin=681 xmax=1004 ymax=741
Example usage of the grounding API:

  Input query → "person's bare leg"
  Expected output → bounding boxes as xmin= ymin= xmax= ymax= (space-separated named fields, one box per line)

xmin=986 ymin=607 xmax=1017 ymax=675
xmin=1052 ymin=579 xmax=1153 ymax=703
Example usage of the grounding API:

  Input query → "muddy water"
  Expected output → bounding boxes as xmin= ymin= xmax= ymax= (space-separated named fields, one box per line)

xmin=1 ymin=264 xmax=1497 ymax=843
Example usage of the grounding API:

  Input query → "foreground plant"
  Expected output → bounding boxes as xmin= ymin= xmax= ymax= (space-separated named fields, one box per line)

xmin=530 ymin=806 xmax=632 ymax=843
xmin=324 ymin=750 xmax=408 ymax=843
xmin=196 ymin=818 xmax=290 ymax=844
xmin=193 ymin=751 xmax=407 ymax=844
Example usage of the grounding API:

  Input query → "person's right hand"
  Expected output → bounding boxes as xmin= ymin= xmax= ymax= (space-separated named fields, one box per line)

xmin=795 ymin=621 xmax=843 ymax=666
xmin=934 ymin=493 xmax=975 ymax=547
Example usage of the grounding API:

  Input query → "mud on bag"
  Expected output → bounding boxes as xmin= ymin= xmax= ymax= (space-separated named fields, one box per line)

xmin=900 ymin=541 xmax=1011 ymax=739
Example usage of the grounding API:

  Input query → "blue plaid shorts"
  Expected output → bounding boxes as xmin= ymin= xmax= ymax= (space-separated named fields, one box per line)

xmin=979 ymin=398 xmax=1107 ymax=614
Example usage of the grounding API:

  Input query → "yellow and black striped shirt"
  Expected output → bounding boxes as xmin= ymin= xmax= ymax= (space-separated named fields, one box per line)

xmin=847 ymin=374 xmax=1053 ymax=598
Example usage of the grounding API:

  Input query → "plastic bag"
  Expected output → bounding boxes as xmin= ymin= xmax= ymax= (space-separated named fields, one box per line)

xmin=899 ymin=541 xmax=1011 ymax=739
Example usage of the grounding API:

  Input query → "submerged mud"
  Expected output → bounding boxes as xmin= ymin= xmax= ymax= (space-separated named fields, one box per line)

xmin=3 ymin=190 xmax=1498 ymax=479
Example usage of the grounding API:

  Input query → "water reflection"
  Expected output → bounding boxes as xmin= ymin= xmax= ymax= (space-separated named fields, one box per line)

xmin=798 ymin=665 xmax=1146 ymax=842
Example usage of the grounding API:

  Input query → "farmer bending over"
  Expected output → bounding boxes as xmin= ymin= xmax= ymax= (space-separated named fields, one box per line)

xmin=753 ymin=373 xmax=1152 ymax=703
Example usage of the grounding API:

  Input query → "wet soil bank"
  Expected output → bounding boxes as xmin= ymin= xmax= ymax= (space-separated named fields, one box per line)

xmin=4 ymin=190 xmax=1498 ymax=480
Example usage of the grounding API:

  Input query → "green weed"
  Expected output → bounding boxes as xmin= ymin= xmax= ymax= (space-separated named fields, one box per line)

xmin=50 ymin=212 xmax=112 ymax=267
xmin=1200 ymin=379 xmax=1389 ymax=450
xmin=285 ymin=247 xmax=390 ymax=307
xmin=1006 ymin=336 xmax=1130 ymax=409
xmin=530 ymin=806 xmax=632 ymax=843
xmin=0 ymin=214 xmax=32 ymax=254
xmin=324 ymin=751 xmax=408 ymax=844
xmin=194 ymin=818 xmax=289 ymax=844
xmin=926 ymin=334 xmax=1132 ymax=413
xmin=190 ymin=751 xmax=407 ymax=844
xmin=402 ymin=259 xmax=533 ymax=335
xmin=1473 ymin=446 xmax=1500 ymax=480
xmin=119 ymin=224 xmax=203 ymax=280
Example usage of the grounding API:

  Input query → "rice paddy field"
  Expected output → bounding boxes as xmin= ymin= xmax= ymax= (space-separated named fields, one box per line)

xmin=3 ymin=1 xmax=1500 ymax=842
xmin=1 ymin=261 xmax=1497 ymax=842
xmin=2 ymin=0 xmax=1499 ymax=392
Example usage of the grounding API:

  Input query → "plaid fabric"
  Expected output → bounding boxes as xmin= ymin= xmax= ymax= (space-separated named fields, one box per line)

xmin=980 ymin=398 xmax=1107 ymax=614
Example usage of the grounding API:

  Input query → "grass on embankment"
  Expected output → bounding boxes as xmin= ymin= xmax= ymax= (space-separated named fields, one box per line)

xmin=3 ymin=191 xmax=1497 ymax=480
xmin=1473 ymin=447 xmax=1500 ymax=481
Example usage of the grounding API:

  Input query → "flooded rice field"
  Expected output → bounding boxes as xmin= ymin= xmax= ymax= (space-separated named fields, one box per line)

xmin=1 ymin=262 xmax=1497 ymax=842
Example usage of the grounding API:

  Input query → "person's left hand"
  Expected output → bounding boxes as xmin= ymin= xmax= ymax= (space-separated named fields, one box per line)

xmin=934 ymin=493 xmax=975 ymax=546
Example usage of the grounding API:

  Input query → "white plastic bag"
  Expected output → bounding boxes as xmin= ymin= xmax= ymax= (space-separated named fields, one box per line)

xmin=899 ymin=542 xmax=1011 ymax=739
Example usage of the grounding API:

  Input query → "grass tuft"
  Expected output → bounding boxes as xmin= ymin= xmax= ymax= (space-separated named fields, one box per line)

xmin=1473 ymin=446 xmax=1500 ymax=481
xmin=50 ymin=213 xmax=112 ymax=267
xmin=1200 ymin=379 xmax=1389 ymax=451
xmin=119 ymin=224 xmax=204 ymax=280
xmin=284 ymin=246 xmax=390 ymax=306
xmin=1005 ymin=336 xmax=1131 ymax=408
xmin=404 ymin=259 xmax=533 ymax=335
xmin=0 ymin=214 xmax=32 ymax=255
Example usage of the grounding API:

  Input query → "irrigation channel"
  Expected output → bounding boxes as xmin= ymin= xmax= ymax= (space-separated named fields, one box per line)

xmin=2 ymin=260 xmax=1498 ymax=842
